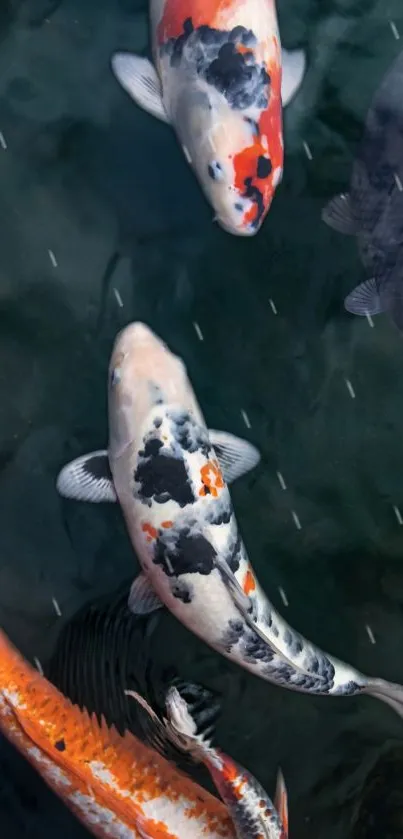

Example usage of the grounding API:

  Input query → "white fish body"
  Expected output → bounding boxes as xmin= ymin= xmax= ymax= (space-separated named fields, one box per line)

xmin=57 ymin=322 xmax=403 ymax=715
xmin=110 ymin=0 xmax=306 ymax=235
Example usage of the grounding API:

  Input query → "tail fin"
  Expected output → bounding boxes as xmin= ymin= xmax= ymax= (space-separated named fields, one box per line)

xmin=168 ymin=678 xmax=220 ymax=745
xmin=275 ymin=768 xmax=289 ymax=838
xmin=365 ymin=678 xmax=403 ymax=718
xmin=164 ymin=685 xmax=214 ymax=759
xmin=125 ymin=682 xmax=221 ymax=765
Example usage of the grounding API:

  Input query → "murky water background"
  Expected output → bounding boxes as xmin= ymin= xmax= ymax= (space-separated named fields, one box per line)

xmin=2 ymin=0 xmax=403 ymax=836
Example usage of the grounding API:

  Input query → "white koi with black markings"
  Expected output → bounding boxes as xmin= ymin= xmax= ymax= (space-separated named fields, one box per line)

xmin=57 ymin=322 xmax=403 ymax=717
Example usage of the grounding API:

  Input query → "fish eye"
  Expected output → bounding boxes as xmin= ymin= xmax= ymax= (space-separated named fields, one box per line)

xmin=208 ymin=161 xmax=224 ymax=182
xmin=110 ymin=367 xmax=121 ymax=387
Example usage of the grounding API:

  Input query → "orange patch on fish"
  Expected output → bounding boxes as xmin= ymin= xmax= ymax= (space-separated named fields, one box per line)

xmin=161 ymin=520 xmax=173 ymax=529
xmin=0 ymin=630 xmax=234 ymax=839
xmin=199 ymin=460 xmax=224 ymax=498
xmin=233 ymin=41 xmax=283 ymax=229
xmin=243 ymin=568 xmax=256 ymax=595
xmin=157 ymin=0 xmax=233 ymax=43
xmin=142 ymin=522 xmax=158 ymax=542
xmin=220 ymin=756 xmax=247 ymax=800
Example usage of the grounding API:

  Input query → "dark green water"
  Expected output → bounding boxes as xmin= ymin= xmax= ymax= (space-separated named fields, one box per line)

xmin=2 ymin=0 xmax=403 ymax=836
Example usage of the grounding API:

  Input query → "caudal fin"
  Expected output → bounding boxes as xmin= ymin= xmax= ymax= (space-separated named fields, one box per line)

xmin=126 ymin=682 xmax=221 ymax=766
xmin=365 ymin=678 xmax=403 ymax=718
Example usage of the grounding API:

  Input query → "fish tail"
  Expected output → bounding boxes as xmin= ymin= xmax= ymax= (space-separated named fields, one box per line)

xmin=364 ymin=677 xmax=403 ymax=717
xmin=125 ymin=681 xmax=220 ymax=765
xmin=165 ymin=685 xmax=212 ymax=758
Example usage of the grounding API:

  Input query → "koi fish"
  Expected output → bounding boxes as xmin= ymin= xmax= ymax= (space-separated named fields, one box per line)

xmin=46 ymin=588 xmax=289 ymax=839
xmin=57 ymin=321 xmax=403 ymax=716
xmin=46 ymin=582 xmax=222 ymax=772
xmin=110 ymin=0 xmax=306 ymax=236
xmin=322 ymin=49 xmax=403 ymax=330
xmin=0 ymin=625 xmax=236 ymax=839
xmin=127 ymin=685 xmax=288 ymax=839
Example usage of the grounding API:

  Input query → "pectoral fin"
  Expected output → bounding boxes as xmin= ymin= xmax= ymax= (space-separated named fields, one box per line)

xmin=344 ymin=278 xmax=385 ymax=316
xmin=209 ymin=430 xmax=260 ymax=484
xmin=128 ymin=573 xmax=164 ymax=615
xmin=56 ymin=429 xmax=260 ymax=505
xmin=321 ymin=193 xmax=358 ymax=235
xmin=111 ymin=53 xmax=170 ymax=123
xmin=56 ymin=451 xmax=117 ymax=502
xmin=281 ymin=47 xmax=306 ymax=106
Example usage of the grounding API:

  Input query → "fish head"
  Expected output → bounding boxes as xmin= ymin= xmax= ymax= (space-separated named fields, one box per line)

xmin=108 ymin=322 xmax=193 ymax=458
xmin=173 ymin=79 xmax=283 ymax=237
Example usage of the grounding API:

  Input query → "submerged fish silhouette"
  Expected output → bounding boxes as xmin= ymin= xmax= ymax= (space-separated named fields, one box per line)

xmin=322 ymin=49 xmax=403 ymax=330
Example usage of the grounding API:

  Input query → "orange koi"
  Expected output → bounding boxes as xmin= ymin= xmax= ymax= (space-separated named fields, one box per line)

xmin=0 ymin=628 xmax=234 ymax=839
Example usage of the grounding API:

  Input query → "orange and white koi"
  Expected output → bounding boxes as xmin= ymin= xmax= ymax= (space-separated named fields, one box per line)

xmin=127 ymin=685 xmax=288 ymax=839
xmin=0 ymin=627 xmax=235 ymax=839
xmin=111 ymin=0 xmax=306 ymax=235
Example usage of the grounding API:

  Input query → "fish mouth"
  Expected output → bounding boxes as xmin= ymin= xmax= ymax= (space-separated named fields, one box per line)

xmin=215 ymin=216 xmax=260 ymax=237
xmin=110 ymin=322 xmax=171 ymax=367
xmin=114 ymin=321 xmax=160 ymax=348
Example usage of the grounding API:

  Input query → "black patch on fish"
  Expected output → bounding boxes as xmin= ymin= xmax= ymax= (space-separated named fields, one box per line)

xmin=171 ymin=579 xmax=193 ymax=604
xmin=206 ymin=41 xmax=269 ymax=110
xmin=167 ymin=409 xmax=211 ymax=457
xmin=244 ymin=116 xmax=259 ymax=136
xmin=227 ymin=796 xmax=274 ymax=838
xmin=54 ymin=739 xmax=66 ymax=752
xmin=153 ymin=417 xmax=162 ymax=429
xmin=161 ymin=21 xmax=270 ymax=111
xmin=208 ymin=161 xmax=223 ymax=180
xmin=205 ymin=496 xmax=232 ymax=527
xmin=260 ymin=650 xmax=337 ymax=693
xmin=256 ymin=155 xmax=272 ymax=179
xmin=84 ymin=453 xmax=113 ymax=483
xmin=135 ymin=437 xmax=195 ymax=507
xmin=225 ymin=530 xmax=243 ymax=573
xmin=242 ymin=631 xmax=274 ymax=663
xmin=153 ymin=530 xmax=216 ymax=577
xmin=283 ymin=628 xmax=303 ymax=656
xmin=243 ymin=176 xmax=265 ymax=230
xmin=221 ymin=618 xmax=244 ymax=652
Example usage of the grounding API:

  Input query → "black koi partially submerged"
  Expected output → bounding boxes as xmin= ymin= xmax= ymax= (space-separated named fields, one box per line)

xmin=322 ymin=49 xmax=403 ymax=331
